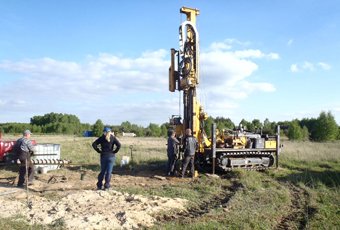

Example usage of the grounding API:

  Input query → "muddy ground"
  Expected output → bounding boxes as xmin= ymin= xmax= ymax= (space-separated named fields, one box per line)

xmin=0 ymin=165 xmax=190 ymax=229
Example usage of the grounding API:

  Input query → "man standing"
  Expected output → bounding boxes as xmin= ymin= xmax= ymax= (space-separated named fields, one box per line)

xmin=166 ymin=129 xmax=179 ymax=176
xmin=182 ymin=128 xmax=198 ymax=178
xmin=15 ymin=130 xmax=35 ymax=187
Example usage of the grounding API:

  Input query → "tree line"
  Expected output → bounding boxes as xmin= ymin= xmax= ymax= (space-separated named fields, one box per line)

xmin=0 ymin=111 xmax=339 ymax=142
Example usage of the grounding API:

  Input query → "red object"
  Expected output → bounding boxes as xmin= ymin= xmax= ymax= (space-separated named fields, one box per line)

xmin=0 ymin=139 xmax=37 ymax=161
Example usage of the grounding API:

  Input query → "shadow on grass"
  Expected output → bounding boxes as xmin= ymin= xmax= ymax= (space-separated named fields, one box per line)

xmin=0 ymin=164 xmax=19 ymax=173
xmin=71 ymin=160 xmax=241 ymax=180
xmin=278 ymin=163 xmax=340 ymax=188
xmin=113 ymin=159 xmax=168 ymax=177
xmin=66 ymin=164 xmax=101 ymax=172
xmin=65 ymin=159 xmax=169 ymax=178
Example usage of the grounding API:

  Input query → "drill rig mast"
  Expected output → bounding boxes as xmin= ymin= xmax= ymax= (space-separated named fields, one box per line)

xmin=169 ymin=7 xmax=280 ymax=172
xmin=169 ymin=7 xmax=208 ymax=144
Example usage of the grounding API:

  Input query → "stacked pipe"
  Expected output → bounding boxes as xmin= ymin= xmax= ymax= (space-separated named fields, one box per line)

xmin=31 ymin=159 xmax=71 ymax=165
xmin=15 ymin=159 xmax=71 ymax=165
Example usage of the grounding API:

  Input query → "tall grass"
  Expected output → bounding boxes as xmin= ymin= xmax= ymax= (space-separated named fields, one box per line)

xmin=1 ymin=135 xmax=339 ymax=229
xmin=281 ymin=140 xmax=340 ymax=162
xmin=1 ymin=134 xmax=168 ymax=165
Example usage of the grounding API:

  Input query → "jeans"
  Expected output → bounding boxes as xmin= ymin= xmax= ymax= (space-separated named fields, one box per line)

xmin=182 ymin=155 xmax=195 ymax=177
xmin=167 ymin=153 xmax=176 ymax=175
xmin=97 ymin=154 xmax=115 ymax=189
xmin=18 ymin=155 xmax=34 ymax=186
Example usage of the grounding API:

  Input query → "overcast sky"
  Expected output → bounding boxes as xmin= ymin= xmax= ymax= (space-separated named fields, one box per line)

xmin=1 ymin=0 xmax=339 ymax=126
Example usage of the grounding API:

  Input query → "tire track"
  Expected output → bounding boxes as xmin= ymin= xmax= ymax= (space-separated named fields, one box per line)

xmin=156 ymin=180 xmax=243 ymax=222
xmin=275 ymin=183 xmax=316 ymax=230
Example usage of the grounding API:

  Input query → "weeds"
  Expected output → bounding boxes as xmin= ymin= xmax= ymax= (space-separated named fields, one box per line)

xmin=1 ymin=135 xmax=339 ymax=229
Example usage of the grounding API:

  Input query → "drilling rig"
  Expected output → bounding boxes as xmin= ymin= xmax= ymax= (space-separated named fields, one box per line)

xmin=169 ymin=7 xmax=280 ymax=172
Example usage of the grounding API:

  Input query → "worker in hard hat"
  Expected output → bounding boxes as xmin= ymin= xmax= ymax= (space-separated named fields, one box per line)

xmin=181 ymin=128 xmax=198 ymax=178
xmin=15 ymin=130 xmax=36 ymax=188
xmin=92 ymin=127 xmax=121 ymax=190
xmin=166 ymin=129 xmax=179 ymax=176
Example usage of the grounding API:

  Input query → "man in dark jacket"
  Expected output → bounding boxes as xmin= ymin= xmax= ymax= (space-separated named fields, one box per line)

xmin=15 ymin=130 xmax=35 ymax=187
xmin=92 ymin=127 xmax=121 ymax=190
xmin=181 ymin=128 xmax=198 ymax=178
xmin=166 ymin=129 xmax=179 ymax=176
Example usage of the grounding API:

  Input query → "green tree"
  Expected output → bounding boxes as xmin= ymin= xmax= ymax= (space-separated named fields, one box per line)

xmin=287 ymin=120 xmax=309 ymax=141
xmin=300 ymin=118 xmax=317 ymax=140
xmin=92 ymin=119 xmax=104 ymax=137
xmin=30 ymin=112 xmax=81 ymax=134
xmin=313 ymin=111 xmax=338 ymax=141
xmin=120 ymin=121 xmax=132 ymax=132
xmin=239 ymin=119 xmax=254 ymax=131
xmin=130 ymin=123 xmax=144 ymax=137
xmin=147 ymin=123 xmax=162 ymax=137
xmin=160 ymin=123 xmax=169 ymax=137
xmin=302 ymin=126 xmax=309 ymax=141
xmin=203 ymin=116 xmax=214 ymax=137
xmin=252 ymin=119 xmax=263 ymax=132
xmin=288 ymin=120 xmax=304 ymax=141
xmin=261 ymin=118 xmax=277 ymax=135
xmin=215 ymin=117 xmax=234 ymax=131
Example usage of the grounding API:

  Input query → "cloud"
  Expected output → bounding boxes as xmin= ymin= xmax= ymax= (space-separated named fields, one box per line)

xmin=290 ymin=61 xmax=331 ymax=73
xmin=0 ymin=43 xmax=278 ymax=125
xmin=207 ymin=38 xmax=250 ymax=51
xmin=209 ymin=42 xmax=232 ymax=51
xmin=290 ymin=64 xmax=299 ymax=72
xmin=318 ymin=62 xmax=331 ymax=70
xmin=200 ymin=47 xmax=276 ymax=103
xmin=302 ymin=61 xmax=315 ymax=71
xmin=287 ymin=39 xmax=293 ymax=46
xmin=234 ymin=49 xmax=280 ymax=60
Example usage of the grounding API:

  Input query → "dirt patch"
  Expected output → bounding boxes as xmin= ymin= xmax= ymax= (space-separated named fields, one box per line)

xmin=0 ymin=167 xmax=188 ymax=229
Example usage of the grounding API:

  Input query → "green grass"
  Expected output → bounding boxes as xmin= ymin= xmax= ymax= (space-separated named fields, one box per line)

xmin=0 ymin=215 xmax=60 ymax=230
xmin=1 ymin=135 xmax=339 ymax=229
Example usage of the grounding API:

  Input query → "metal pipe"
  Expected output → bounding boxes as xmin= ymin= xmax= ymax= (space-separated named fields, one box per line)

xmin=276 ymin=125 xmax=280 ymax=168
xmin=211 ymin=123 xmax=216 ymax=174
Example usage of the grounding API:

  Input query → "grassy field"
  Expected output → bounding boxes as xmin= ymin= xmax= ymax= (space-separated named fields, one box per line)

xmin=0 ymin=135 xmax=339 ymax=229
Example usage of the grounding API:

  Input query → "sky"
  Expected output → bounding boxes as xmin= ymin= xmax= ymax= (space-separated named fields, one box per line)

xmin=0 ymin=0 xmax=339 ymax=127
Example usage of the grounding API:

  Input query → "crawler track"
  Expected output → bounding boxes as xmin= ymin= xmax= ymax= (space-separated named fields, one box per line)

xmin=275 ymin=183 xmax=316 ymax=230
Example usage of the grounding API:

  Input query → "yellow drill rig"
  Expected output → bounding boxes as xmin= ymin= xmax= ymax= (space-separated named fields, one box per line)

xmin=169 ymin=7 xmax=281 ymax=172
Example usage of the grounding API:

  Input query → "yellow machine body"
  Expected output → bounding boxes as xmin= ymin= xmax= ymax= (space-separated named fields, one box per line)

xmin=168 ymin=6 xmax=280 ymax=171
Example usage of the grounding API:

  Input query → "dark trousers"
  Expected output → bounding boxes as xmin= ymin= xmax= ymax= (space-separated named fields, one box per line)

xmin=97 ymin=154 xmax=115 ymax=189
xmin=182 ymin=155 xmax=194 ymax=177
xmin=167 ymin=153 xmax=176 ymax=175
xmin=18 ymin=158 xmax=34 ymax=186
